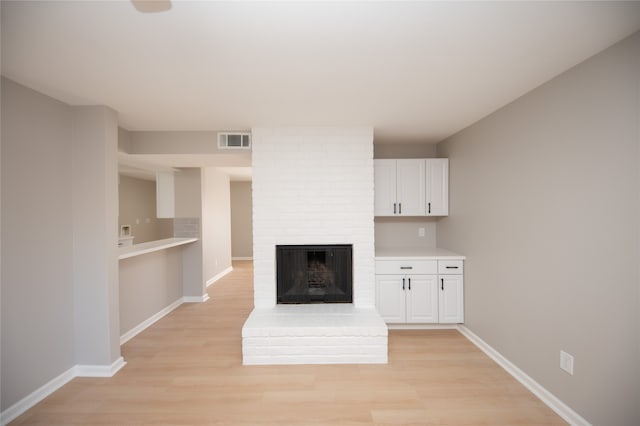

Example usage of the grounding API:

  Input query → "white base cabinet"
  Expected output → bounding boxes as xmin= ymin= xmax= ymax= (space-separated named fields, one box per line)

xmin=375 ymin=275 xmax=438 ymax=323
xmin=375 ymin=258 xmax=464 ymax=325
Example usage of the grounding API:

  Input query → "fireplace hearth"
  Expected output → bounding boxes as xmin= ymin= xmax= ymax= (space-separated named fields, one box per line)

xmin=276 ymin=245 xmax=352 ymax=304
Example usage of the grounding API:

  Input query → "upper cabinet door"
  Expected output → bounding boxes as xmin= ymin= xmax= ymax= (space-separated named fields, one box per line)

xmin=374 ymin=159 xmax=397 ymax=216
xmin=426 ymin=159 xmax=449 ymax=216
xmin=396 ymin=160 xmax=426 ymax=216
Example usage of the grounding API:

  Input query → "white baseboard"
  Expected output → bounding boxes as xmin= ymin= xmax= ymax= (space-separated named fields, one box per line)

xmin=120 ymin=298 xmax=183 ymax=345
xmin=387 ymin=324 xmax=458 ymax=330
xmin=457 ymin=325 xmax=590 ymax=426
xmin=232 ymin=256 xmax=253 ymax=261
xmin=206 ymin=266 xmax=233 ymax=287
xmin=1 ymin=357 xmax=127 ymax=425
xmin=1 ymin=366 xmax=76 ymax=425
xmin=75 ymin=357 xmax=126 ymax=378
xmin=183 ymin=294 xmax=209 ymax=303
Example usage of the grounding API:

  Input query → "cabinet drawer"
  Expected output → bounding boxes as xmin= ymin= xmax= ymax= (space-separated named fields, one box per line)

xmin=375 ymin=260 xmax=437 ymax=275
xmin=438 ymin=260 xmax=463 ymax=274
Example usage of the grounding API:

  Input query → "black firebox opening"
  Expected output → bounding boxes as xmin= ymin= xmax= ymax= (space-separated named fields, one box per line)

xmin=276 ymin=244 xmax=353 ymax=304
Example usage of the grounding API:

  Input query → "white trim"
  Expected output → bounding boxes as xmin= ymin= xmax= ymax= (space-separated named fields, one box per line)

xmin=120 ymin=298 xmax=183 ymax=345
xmin=1 ymin=366 xmax=76 ymax=426
xmin=457 ymin=325 xmax=591 ymax=426
xmin=387 ymin=324 xmax=458 ymax=330
xmin=206 ymin=266 xmax=234 ymax=287
xmin=183 ymin=294 xmax=209 ymax=303
xmin=232 ymin=256 xmax=253 ymax=261
xmin=75 ymin=357 xmax=126 ymax=378
xmin=0 ymin=357 xmax=127 ymax=425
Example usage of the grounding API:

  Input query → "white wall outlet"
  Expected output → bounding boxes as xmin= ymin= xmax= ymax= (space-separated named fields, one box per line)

xmin=560 ymin=350 xmax=574 ymax=375
xmin=418 ymin=227 xmax=425 ymax=237
xmin=135 ymin=218 xmax=140 ymax=224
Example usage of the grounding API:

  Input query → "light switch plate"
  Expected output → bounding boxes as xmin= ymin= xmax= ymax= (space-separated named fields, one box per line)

xmin=560 ymin=350 xmax=574 ymax=375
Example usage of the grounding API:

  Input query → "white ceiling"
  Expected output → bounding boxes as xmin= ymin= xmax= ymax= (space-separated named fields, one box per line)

xmin=2 ymin=1 xmax=640 ymax=146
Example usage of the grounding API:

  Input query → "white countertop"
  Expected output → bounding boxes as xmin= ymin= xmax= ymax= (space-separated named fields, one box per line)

xmin=375 ymin=247 xmax=465 ymax=260
xmin=118 ymin=237 xmax=198 ymax=260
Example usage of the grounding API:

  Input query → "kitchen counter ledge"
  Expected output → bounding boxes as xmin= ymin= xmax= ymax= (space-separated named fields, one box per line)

xmin=375 ymin=247 xmax=465 ymax=260
xmin=118 ymin=237 xmax=198 ymax=260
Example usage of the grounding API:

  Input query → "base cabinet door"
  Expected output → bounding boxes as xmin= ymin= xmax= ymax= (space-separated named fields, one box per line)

xmin=438 ymin=275 xmax=464 ymax=323
xmin=405 ymin=276 xmax=439 ymax=323
xmin=375 ymin=276 xmax=406 ymax=323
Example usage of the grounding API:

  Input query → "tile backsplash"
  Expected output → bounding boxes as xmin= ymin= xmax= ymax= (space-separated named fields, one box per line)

xmin=173 ymin=217 xmax=200 ymax=238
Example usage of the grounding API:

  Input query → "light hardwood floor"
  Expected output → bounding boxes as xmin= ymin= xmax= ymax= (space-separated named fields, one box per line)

xmin=12 ymin=261 xmax=565 ymax=425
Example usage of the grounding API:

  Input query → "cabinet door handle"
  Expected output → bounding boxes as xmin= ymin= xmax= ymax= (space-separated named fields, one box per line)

xmin=446 ymin=266 xmax=458 ymax=269
xmin=394 ymin=203 xmax=397 ymax=214
xmin=428 ymin=202 xmax=431 ymax=214
xmin=400 ymin=266 xmax=413 ymax=270
xmin=441 ymin=278 xmax=444 ymax=290
xmin=402 ymin=278 xmax=405 ymax=290
xmin=399 ymin=203 xmax=402 ymax=214
xmin=408 ymin=278 xmax=411 ymax=290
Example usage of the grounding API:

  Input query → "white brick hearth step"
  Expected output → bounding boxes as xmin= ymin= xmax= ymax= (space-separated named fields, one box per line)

xmin=242 ymin=304 xmax=388 ymax=365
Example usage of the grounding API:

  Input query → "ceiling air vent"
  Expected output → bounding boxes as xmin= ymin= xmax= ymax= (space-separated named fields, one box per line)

xmin=218 ymin=132 xmax=251 ymax=149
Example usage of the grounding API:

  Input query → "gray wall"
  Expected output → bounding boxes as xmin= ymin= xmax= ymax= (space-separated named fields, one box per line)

xmin=173 ymin=168 xmax=205 ymax=298
xmin=202 ymin=168 xmax=233 ymax=281
xmin=230 ymin=181 xmax=253 ymax=258
xmin=374 ymin=217 xmax=437 ymax=250
xmin=1 ymin=78 xmax=75 ymax=410
xmin=374 ymin=142 xmax=436 ymax=159
xmin=118 ymin=175 xmax=172 ymax=244
xmin=119 ymin=248 xmax=183 ymax=335
xmin=1 ymin=78 xmax=123 ymax=411
xmin=71 ymin=106 xmax=121 ymax=366
xmin=436 ymin=33 xmax=640 ymax=425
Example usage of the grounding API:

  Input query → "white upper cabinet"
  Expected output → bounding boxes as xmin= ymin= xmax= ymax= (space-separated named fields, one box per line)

xmin=426 ymin=158 xmax=449 ymax=216
xmin=374 ymin=158 xmax=448 ymax=217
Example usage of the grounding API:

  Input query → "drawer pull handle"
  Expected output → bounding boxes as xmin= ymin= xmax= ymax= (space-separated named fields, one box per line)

xmin=441 ymin=278 xmax=444 ymax=290
xmin=400 ymin=266 xmax=413 ymax=270
xmin=402 ymin=278 xmax=405 ymax=290
xmin=408 ymin=278 xmax=411 ymax=290
xmin=446 ymin=266 xmax=459 ymax=269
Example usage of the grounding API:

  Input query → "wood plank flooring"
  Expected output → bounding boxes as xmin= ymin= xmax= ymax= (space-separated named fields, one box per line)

xmin=11 ymin=261 xmax=565 ymax=425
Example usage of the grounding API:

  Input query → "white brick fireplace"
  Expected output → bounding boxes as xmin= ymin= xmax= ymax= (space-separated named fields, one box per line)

xmin=242 ymin=127 xmax=388 ymax=365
